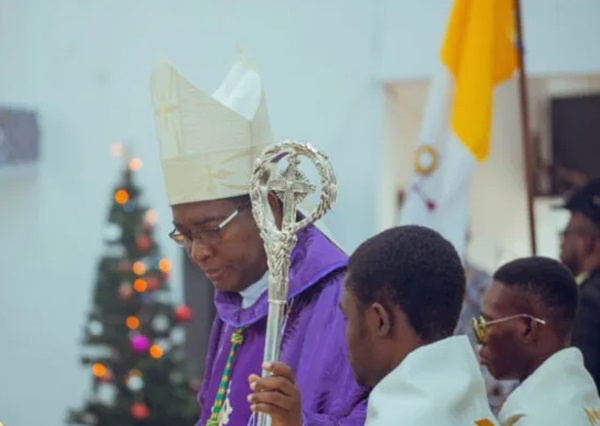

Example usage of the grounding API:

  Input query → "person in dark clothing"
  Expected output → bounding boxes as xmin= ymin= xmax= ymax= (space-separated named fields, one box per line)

xmin=560 ymin=178 xmax=600 ymax=391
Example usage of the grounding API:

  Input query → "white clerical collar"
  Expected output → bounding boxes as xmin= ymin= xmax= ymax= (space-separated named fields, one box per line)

xmin=239 ymin=270 xmax=269 ymax=309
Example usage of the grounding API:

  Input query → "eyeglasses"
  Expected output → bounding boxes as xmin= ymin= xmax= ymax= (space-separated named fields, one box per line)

xmin=169 ymin=202 xmax=251 ymax=248
xmin=471 ymin=314 xmax=546 ymax=345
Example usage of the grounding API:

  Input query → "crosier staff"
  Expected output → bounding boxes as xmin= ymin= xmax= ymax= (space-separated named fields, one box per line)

xmin=249 ymin=140 xmax=337 ymax=426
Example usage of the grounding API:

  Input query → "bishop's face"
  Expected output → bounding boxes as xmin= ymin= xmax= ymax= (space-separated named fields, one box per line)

xmin=171 ymin=197 xmax=268 ymax=293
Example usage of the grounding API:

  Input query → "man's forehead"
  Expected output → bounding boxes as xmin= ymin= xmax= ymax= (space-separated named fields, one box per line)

xmin=171 ymin=198 xmax=234 ymax=225
xmin=340 ymin=278 xmax=358 ymax=303
xmin=571 ymin=211 xmax=600 ymax=230
xmin=482 ymin=280 xmax=523 ymax=315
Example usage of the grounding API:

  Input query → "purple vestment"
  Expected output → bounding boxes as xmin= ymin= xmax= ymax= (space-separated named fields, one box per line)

xmin=197 ymin=225 xmax=369 ymax=425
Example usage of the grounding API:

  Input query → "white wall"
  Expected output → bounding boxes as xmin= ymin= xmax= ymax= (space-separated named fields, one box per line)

xmin=377 ymin=0 xmax=600 ymax=81
xmin=0 ymin=1 xmax=381 ymax=425
xmin=1 ymin=1 xmax=600 ymax=425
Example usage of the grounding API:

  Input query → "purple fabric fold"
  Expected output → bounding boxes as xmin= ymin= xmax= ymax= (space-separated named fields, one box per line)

xmin=197 ymin=225 xmax=369 ymax=425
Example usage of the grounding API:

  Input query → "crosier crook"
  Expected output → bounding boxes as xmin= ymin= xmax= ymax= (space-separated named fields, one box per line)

xmin=249 ymin=140 xmax=337 ymax=426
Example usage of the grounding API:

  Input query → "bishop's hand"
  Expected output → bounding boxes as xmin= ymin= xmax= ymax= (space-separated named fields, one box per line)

xmin=247 ymin=361 xmax=303 ymax=426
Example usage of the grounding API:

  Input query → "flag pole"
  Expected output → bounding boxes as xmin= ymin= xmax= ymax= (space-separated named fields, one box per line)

xmin=514 ymin=0 xmax=537 ymax=255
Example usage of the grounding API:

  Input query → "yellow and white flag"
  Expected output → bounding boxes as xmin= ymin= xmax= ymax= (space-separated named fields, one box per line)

xmin=398 ymin=0 xmax=517 ymax=255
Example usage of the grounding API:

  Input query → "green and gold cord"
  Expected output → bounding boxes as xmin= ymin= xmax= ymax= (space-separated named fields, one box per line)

xmin=206 ymin=327 xmax=246 ymax=426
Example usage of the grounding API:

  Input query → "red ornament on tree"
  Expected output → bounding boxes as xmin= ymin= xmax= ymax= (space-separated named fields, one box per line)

xmin=99 ymin=370 xmax=114 ymax=383
xmin=118 ymin=283 xmax=134 ymax=301
xmin=146 ymin=276 xmax=160 ymax=291
xmin=118 ymin=260 xmax=132 ymax=273
xmin=174 ymin=305 xmax=192 ymax=322
xmin=131 ymin=402 xmax=149 ymax=420
xmin=137 ymin=236 xmax=152 ymax=252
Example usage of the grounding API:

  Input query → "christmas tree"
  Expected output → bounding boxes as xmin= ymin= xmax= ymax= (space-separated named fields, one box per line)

xmin=68 ymin=152 xmax=199 ymax=426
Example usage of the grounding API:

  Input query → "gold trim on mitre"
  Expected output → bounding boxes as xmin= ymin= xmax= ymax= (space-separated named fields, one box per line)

xmin=150 ymin=51 xmax=273 ymax=205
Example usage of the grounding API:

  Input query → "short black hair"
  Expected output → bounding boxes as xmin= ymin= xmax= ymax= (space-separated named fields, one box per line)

xmin=493 ymin=257 xmax=578 ymax=337
xmin=346 ymin=225 xmax=465 ymax=341
xmin=563 ymin=178 xmax=600 ymax=230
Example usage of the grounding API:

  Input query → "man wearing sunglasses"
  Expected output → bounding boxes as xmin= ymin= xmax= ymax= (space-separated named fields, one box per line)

xmin=560 ymin=178 xmax=600 ymax=391
xmin=150 ymin=52 xmax=368 ymax=426
xmin=476 ymin=257 xmax=600 ymax=425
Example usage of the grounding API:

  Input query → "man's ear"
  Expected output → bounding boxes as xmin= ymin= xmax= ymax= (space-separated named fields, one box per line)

xmin=370 ymin=302 xmax=393 ymax=337
xmin=522 ymin=317 xmax=542 ymax=344
xmin=589 ymin=232 xmax=600 ymax=254
xmin=267 ymin=192 xmax=283 ymax=229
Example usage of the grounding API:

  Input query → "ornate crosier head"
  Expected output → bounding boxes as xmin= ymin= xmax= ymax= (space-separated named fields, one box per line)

xmin=249 ymin=141 xmax=337 ymax=290
xmin=249 ymin=140 xmax=337 ymax=426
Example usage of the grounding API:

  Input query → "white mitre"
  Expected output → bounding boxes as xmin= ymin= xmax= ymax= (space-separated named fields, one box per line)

xmin=150 ymin=51 xmax=272 ymax=205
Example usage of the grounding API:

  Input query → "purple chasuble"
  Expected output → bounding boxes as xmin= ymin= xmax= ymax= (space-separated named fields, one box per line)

xmin=196 ymin=225 xmax=369 ymax=425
